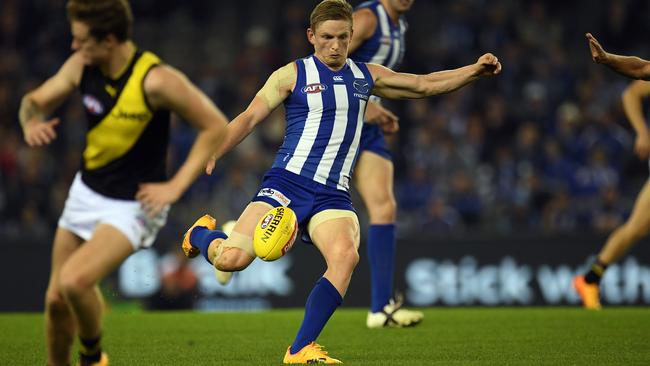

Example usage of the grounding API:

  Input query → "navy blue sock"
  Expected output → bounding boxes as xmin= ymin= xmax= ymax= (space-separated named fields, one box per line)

xmin=189 ymin=227 xmax=228 ymax=264
xmin=290 ymin=277 xmax=343 ymax=354
xmin=367 ymin=224 xmax=396 ymax=313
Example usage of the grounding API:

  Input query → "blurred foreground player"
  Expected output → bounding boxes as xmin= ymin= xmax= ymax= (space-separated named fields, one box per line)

xmin=19 ymin=0 xmax=228 ymax=364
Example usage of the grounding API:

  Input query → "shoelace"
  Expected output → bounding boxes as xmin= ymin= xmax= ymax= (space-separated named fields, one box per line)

xmin=310 ymin=343 xmax=329 ymax=355
xmin=382 ymin=294 xmax=405 ymax=327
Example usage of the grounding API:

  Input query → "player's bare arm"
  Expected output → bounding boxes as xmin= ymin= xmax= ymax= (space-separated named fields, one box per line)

xmin=206 ymin=62 xmax=297 ymax=175
xmin=349 ymin=8 xmax=377 ymax=54
xmin=587 ymin=33 xmax=650 ymax=80
xmin=19 ymin=52 xmax=84 ymax=146
xmin=369 ymin=53 xmax=501 ymax=99
xmin=622 ymin=80 xmax=650 ymax=159
xmin=135 ymin=64 xmax=229 ymax=215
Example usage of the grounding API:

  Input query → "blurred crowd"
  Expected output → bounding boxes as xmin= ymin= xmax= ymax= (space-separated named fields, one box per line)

xmin=2 ymin=0 xmax=650 ymax=251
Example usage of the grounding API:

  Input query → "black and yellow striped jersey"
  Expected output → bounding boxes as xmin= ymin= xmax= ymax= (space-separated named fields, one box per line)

xmin=79 ymin=49 xmax=170 ymax=200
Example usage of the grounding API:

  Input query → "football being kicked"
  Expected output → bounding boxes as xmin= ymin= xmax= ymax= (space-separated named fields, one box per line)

xmin=253 ymin=206 xmax=298 ymax=261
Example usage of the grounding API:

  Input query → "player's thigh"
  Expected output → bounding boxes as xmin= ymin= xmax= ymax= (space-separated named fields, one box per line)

xmin=624 ymin=180 xmax=650 ymax=232
xmin=59 ymin=224 xmax=134 ymax=290
xmin=353 ymin=151 xmax=395 ymax=206
xmin=232 ymin=201 xmax=275 ymax=237
xmin=310 ymin=212 xmax=360 ymax=262
xmin=47 ymin=228 xmax=84 ymax=298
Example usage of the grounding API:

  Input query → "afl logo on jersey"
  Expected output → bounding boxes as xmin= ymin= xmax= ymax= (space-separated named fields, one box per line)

xmin=302 ymin=83 xmax=328 ymax=94
xmin=82 ymin=95 xmax=104 ymax=115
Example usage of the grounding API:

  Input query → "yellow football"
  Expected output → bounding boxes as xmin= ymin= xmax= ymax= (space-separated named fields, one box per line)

xmin=253 ymin=206 xmax=298 ymax=261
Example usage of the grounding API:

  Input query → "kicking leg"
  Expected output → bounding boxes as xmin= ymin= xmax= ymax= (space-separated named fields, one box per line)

xmin=182 ymin=202 xmax=271 ymax=283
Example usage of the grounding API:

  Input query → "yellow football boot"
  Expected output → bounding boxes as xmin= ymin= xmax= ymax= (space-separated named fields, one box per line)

xmin=182 ymin=214 xmax=217 ymax=258
xmin=573 ymin=275 xmax=602 ymax=310
xmin=283 ymin=343 xmax=342 ymax=364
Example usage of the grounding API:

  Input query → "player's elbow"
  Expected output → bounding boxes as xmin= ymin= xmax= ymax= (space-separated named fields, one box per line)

xmin=622 ymin=87 xmax=636 ymax=103
xmin=639 ymin=64 xmax=650 ymax=81
xmin=412 ymin=75 xmax=430 ymax=98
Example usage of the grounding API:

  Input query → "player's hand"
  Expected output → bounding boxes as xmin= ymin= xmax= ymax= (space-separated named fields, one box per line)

xmin=586 ymin=33 xmax=609 ymax=64
xmin=22 ymin=118 xmax=60 ymax=147
xmin=634 ymin=133 xmax=650 ymax=160
xmin=136 ymin=181 xmax=182 ymax=217
xmin=475 ymin=53 xmax=502 ymax=77
xmin=205 ymin=153 xmax=217 ymax=175
xmin=364 ymin=102 xmax=400 ymax=134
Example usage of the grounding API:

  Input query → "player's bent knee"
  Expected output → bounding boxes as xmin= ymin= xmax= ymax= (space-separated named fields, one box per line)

xmin=58 ymin=270 xmax=94 ymax=299
xmin=45 ymin=290 xmax=69 ymax=314
xmin=367 ymin=197 xmax=397 ymax=223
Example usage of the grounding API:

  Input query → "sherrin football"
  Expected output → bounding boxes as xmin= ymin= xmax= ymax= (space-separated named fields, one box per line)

xmin=253 ymin=206 xmax=298 ymax=261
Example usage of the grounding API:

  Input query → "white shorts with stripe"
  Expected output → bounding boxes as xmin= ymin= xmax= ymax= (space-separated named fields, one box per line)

xmin=57 ymin=173 xmax=168 ymax=250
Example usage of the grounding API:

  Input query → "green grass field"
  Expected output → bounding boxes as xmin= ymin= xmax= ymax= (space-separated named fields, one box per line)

xmin=1 ymin=308 xmax=649 ymax=365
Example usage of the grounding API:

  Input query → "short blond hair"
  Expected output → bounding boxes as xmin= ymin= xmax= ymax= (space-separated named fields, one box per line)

xmin=310 ymin=0 xmax=353 ymax=31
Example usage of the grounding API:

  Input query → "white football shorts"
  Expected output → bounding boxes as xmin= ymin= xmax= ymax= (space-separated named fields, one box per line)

xmin=58 ymin=173 xmax=169 ymax=250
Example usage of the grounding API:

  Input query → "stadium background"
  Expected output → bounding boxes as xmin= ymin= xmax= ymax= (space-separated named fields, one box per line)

xmin=1 ymin=0 xmax=650 ymax=311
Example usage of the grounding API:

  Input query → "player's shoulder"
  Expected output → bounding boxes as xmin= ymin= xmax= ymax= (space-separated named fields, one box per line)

xmin=355 ymin=0 xmax=378 ymax=11
xmin=353 ymin=7 xmax=376 ymax=21
xmin=365 ymin=62 xmax=393 ymax=80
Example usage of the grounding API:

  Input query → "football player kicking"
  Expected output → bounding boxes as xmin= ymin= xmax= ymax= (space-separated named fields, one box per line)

xmin=574 ymin=33 xmax=650 ymax=309
xmin=182 ymin=0 xmax=500 ymax=363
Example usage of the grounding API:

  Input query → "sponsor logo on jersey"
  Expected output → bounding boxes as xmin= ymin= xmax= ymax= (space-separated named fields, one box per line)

xmin=82 ymin=95 xmax=104 ymax=115
xmin=333 ymin=75 xmax=344 ymax=82
xmin=110 ymin=109 xmax=150 ymax=122
xmin=257 ymin=188 xmax=291 ymax=206
xmin=353 ymin=79 xmax=370 ymax=93
xmin=301 ymin=83 xmax=328 ymax=94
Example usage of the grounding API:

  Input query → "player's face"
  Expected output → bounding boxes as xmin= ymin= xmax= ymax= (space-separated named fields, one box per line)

xmin=386 ymin=0 xmax=414 ymax=13
xmin=70 ymin=21 xmax=111 ymax=65
xmin=308 ymin=20 xmax=353 ymax=69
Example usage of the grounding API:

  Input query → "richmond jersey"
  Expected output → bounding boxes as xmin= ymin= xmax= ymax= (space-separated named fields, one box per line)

xmin=79 ymin=49 xmax=170 ymax=199
xmin=272 ymin=55 xmax=374 ymax=191
xmin=351 ymin=0 xmax=407 ymax=69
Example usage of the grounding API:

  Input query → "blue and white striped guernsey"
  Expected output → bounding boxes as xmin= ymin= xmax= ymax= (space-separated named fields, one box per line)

xmin=351 ymin=0 xmax=407 ymax=69
xmin=272 ymin=55 xmax=374 ymax=191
